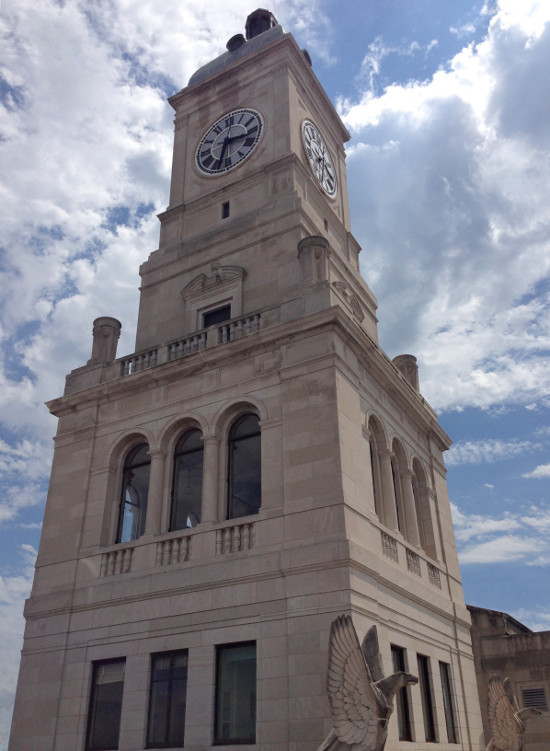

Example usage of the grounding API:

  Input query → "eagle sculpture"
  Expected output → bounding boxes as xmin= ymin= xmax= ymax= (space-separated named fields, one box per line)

xmin=316 ymin=615 xmax=418 ymax=751
xmin=486 ymin=675 xmax=541 ymax=751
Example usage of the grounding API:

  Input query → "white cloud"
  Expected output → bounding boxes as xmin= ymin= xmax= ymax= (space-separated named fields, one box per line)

xmin=446 ymin=439 xmax=535 ymax=466
xmin=459 ymin=534 xmax=545 ymax=564
xmin=0 ymin=546 xmax=36 ymax=751
xmin=512 ymin=607 xmax=550 ymax=632
xmin=340 ymin=0 xmax=550 ymax=412
xmin=452 ymin=503 xmax=550 ymax=565
xmin=522 ymin=463 xmax=550 ymax=479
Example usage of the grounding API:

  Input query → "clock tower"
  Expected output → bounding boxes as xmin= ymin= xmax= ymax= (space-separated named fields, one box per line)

xmin=9 ymin=10 xmax=482 ymax=751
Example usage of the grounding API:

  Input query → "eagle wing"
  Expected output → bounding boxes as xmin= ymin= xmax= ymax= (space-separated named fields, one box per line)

xmin=487 ymin=675 xmax=521 ymax=750
xmin=327 ymin=615 xmax=383 ymax=747
xmin=361 ymin=624 xmax=384 ymax=683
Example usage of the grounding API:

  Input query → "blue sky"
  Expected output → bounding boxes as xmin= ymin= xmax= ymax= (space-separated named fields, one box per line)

xmin=1 ymin=0 xmax=550 ymax=745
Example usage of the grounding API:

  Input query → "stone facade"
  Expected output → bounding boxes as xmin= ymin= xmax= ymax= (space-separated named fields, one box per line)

xmin=9 ymin=13 xmax=483 ymax=751
xmin=468 ymin=605 xmax=550 ymax=750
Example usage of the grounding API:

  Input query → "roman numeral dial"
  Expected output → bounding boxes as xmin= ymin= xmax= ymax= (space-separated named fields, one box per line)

xmin=301 ymin=119 xmax=337 ymax=197
xmin=196 ymin=108 xmax=264 ymax=175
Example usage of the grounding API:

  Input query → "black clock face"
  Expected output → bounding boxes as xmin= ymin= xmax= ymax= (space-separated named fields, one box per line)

xmin=302 ymin=119 xmax=337 ymax=197
xmin=196 ymin=108 xmax=264 ymax=175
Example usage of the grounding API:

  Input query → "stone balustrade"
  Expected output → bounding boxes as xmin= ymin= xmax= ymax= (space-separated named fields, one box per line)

xmin=215 ymin=522 xmax=254 ymax=555
xmin=156 ymin=535 xmax=191 ymax=566
xmin=118 ymin=312 xmax=262 ymax=377
xmin=100 ymin=547 xmax=133 ymax=576
xmin=381 ymin=528 xmax=444 ymax=588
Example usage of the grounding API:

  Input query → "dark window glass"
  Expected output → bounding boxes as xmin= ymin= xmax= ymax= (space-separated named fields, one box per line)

xmin=171 ymin=430 xmax=203 ymax=530
xmin=227 ymin=414 xmax=261 ymax=520
xmin=391 ymin=457 xmax=404 ymax=533
xmin=117 ymin=444 xmax=150 ymax=543
xmin=215 ymin=642 xmax=256 ymax=744
xmin=222 ymin=201 xmax=230 ymax=219
xmin=147 ymin=650 xmax=188 ymax=748
xmin=369 ymin=440 xmax=382 ymax=518
xmin=439 ymin=661 xmax=458 ymax=743
xmin=417 ymin=654 xmax=437 ymax=742
xmin=391 ymin=645 xmax=413 ymax=741
xmin=86 ymin=659 xmax=125 ymax=751
xmin=204 ymin=305 xmax=231 ymax=328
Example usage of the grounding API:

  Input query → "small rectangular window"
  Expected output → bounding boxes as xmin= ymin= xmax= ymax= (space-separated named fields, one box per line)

xmin=147 ymin=650 xmax=188 ymax=748
xmin=439 ymin=661 xmax=458 ymax=743
xmin=222 ymin=201 xmax=230 ymax=219
xmin=391 ymin=645 xmax=413 ymax=741
xmin=203 ymin=305 xmax=231 ymax=328
xmin=417 ymin=654 xmax=437 ymax=742
xmin=215 ymin=642 xmax=256 ymax=744
xmin=521 ymin=686 xmax=548 ymax=711
xmin=86 ymin=659 xmax=125 ymax=751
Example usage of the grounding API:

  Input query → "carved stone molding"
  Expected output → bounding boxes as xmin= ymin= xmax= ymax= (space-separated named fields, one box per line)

xmin=331 ymin=280 xmax=365 ymax=322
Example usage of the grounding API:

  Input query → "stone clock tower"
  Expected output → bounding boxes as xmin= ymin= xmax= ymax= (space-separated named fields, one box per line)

xmin=9 ymin=10 xmax=483 ymax=751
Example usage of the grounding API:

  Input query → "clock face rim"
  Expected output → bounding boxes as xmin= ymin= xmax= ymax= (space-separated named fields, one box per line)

xmin=195 ymin=108 xmax=264 ymax=176
xmin=301 ymin=119 xmax=338 ymax=198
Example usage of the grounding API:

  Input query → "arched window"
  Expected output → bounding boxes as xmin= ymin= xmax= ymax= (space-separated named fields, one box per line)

xmin=412 ymin=459 xmax=437 ymax=559
xmin=227 ymin=414 xmax=261 ymax=520
xmin=368 ymin=417 xmax=384 ymax=521
xmin=171 ymin=429 xmax=204 ymax=530
xmin=392 ymin=440 xmax=408 ymax=536
xmin=117 ymin=443 xmax=150 ymax=543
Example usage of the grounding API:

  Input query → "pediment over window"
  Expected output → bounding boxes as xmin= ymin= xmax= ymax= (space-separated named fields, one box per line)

xmin=182 ymin=264 xmax=247 ymax=296
xmin=181 ymin=264 xmax=247 ymax=334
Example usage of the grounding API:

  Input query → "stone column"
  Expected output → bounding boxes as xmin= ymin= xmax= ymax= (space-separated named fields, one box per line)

xmin=145 ymin=450 xmax=166 ymax=535
xmin=88 ymin=317 xmax=121 ymax=364
xmin=201 ymin=436 xmax=220 ymax=523
xmin=379 ymin=448 xmax=398 ymax=530
xmin=297 ymin=235 xmax=330 ymax=286
xmin=401 ymin=469 xmax=421 ymax=547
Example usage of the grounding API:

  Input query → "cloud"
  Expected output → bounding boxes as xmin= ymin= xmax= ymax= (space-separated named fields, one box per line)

xmin=452 ymin=503 xmax=550 ymax=565
xmin=522 ymin=463 xmax=550 ymax=479
xmin=459 ymin=534 xmax=545 ymax=564
xmin=446 ymin=439 xmax=536 ymax=466
xmin=512 ymin=607 xmax=550 ymax=632
xmin=0 ymin=545 xmax=36 ymax=751
xmin=339 ymin=0 xmax=550 ymax=412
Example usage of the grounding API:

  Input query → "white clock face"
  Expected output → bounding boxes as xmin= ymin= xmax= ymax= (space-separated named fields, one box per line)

xmin=301 ymin=120 xmax=337 ymax=197
xmin=196 ymin=108 xmax=264 ymax=175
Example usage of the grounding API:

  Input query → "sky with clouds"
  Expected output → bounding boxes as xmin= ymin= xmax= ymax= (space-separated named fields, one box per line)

xmin=1 ymin=0 xmax=550 ymax=745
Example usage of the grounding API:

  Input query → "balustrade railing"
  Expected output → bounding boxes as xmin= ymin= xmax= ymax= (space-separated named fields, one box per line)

xmin=381 ymin=531 xmax=398 ymax=562
xmin=118 ymin=312 xmax=262 ymax=376
xmin=156 ymin=535 xmax=191 ymax=566
xmin=216 ymin=522 xmax=254 ymax=555
xmin=168 ymin=333 xmax=207 ymax=361
xmin=121 ymin=348 xmax=158 ymax=376
xmin=406 ymin=549 xmax=421 ymax=576
xmin=428 ymin=563 xmax=442 ymax=588
xmin=100 ymin=547 xmax=133 ymax=577
xmin=218 ymin=314 xmax=260 ymax=343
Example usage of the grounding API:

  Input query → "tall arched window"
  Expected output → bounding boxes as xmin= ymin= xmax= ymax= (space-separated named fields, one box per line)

xmin=117 ymin=443 xmax=150 ymax=543
xmin=412 ymin=459 xmax=437 ymax=559
xmin=171 ymin=429 xmax=204 ymax=530
xmin=227 ymin=414 xmax=261 ymax=520
xmin=368 ymin=417 xmax=384 ymax=521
